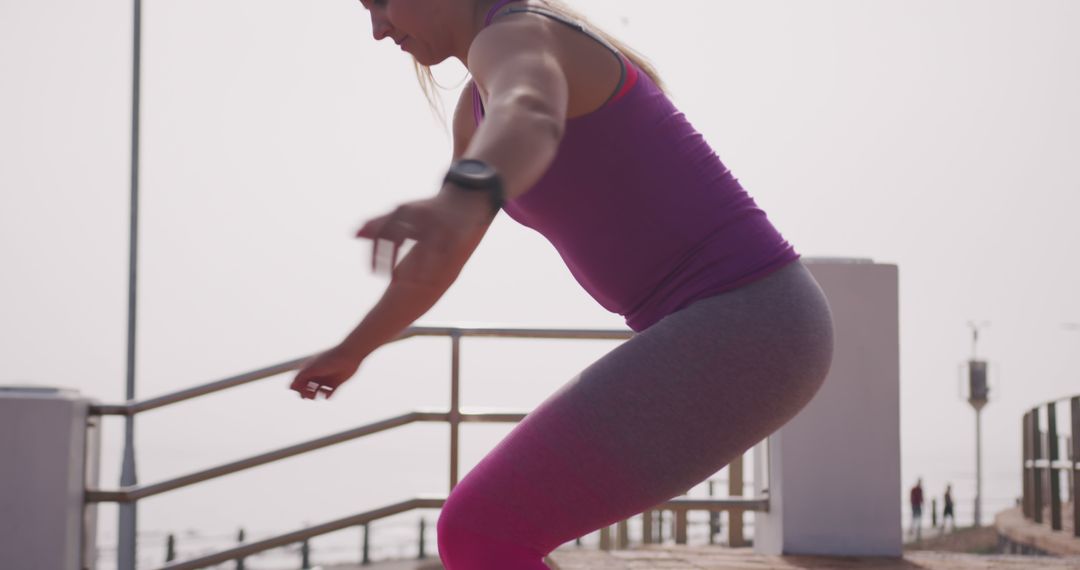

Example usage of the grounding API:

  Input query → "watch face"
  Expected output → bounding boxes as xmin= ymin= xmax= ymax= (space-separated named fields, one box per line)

xmin=458 ymin=159 xmax=491 ymax=178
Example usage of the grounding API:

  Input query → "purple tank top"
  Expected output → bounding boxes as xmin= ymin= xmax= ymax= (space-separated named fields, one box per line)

xmin=475 ymin=1 xmax=800 ymax=331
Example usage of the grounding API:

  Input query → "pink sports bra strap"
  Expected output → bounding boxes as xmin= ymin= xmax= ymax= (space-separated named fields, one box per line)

xmin=485 ymin=0 xmax=520 ymax=26
xmin=472 ymin=2 xmax=637 ymax=122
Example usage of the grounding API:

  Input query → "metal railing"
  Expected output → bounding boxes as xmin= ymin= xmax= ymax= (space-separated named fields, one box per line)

xmin=1021 ymin=393 xmax=1079 ymax=537
xmin=86 ymin=325 xmax=770 ymax=569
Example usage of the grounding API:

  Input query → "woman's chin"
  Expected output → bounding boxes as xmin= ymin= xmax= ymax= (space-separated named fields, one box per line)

xmin=412 ymin=52 xmax=449 ymax=67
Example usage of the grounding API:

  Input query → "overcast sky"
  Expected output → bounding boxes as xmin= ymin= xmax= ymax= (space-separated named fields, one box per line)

xmin=2 ymin=0 xmax=1079 ymax=567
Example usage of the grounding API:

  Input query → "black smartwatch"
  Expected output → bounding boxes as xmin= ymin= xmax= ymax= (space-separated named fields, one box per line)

xmin=443 ymin=159 xmax=504 ymax=216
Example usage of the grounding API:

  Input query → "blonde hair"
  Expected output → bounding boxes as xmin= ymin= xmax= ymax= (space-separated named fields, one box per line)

xmin=414 ymin=0 xmax=664 ymax=123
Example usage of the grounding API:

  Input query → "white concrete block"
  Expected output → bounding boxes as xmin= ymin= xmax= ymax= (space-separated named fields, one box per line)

xmin=0 ymin=387 xmax=98 ymax=570
xmin=754 ymin=259 xmax=902 ymax=557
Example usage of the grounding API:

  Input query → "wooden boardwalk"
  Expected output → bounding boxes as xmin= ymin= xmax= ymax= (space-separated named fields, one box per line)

xmin=547 ymin=546 xmax=1080 ymax=569
xmin=996 ymin=505 xmax=1080 ymax=556
xmin=328 ymin=506 xmax=1080 ymax=569
xmin=328 ymin=546 xmax=1080 ymax=569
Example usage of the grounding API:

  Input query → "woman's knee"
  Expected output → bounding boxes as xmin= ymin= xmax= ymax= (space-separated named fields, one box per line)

xmin=437 ymin=489 xmax=550 ymax=570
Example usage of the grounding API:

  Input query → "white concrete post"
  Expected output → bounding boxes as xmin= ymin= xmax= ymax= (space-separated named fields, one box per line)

xmin=0 ymin=386 xmax=100 ymax=570
xmin=754 ymin=259 xmax=902 ymax=557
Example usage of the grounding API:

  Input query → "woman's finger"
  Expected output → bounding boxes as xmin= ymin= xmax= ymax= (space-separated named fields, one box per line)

xmin=356 ymin=212 xmax=393 ymax=239
xmin=373 ymin=238 xmax=398 ymax=275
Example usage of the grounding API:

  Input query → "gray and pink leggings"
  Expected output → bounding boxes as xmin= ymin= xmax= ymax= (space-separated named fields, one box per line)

xmin=436 ymin=260 xmax=834 ymax=569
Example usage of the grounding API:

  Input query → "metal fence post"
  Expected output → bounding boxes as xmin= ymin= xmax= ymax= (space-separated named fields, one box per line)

xmin=418 ymin=518 xmax=426 ymax=559
xmin=616 ymin=519 xmax=629 ymax=549
xmin=236 ymin=528 xmax=246 ymax=570
xmin=1033 ymin=407 xmax=1044 ymax=524
xmin=165 ymin=533 xmax=176 ymax=562
xmin=1072 ymin=397 xmax=1079 ymax=538
xmin=707 ymin=480 xmax=719 ymax=544
xmin=1023 ymin=412 xmax=1032 ymax=518
xmin=450 ymin=331 xmax=462 ymax=491
xmin=729 ymin=456 xmax=745 ymax=546
xmin=362 ymin=523 xmax=370 ymax=565
xmin=1048 ymin=402 xmax=1062 ymax=530
xmin=641 ymin=511 xmax=654 ymax=544
xmin=674 ymin=510 xmax=688 ymax=544
xmin=301 ymin=538 xmax=311 ymax=569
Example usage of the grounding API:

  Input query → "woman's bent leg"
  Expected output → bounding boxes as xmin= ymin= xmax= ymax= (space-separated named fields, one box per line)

xmin=437 ymin=261 xmax=834 ymax=570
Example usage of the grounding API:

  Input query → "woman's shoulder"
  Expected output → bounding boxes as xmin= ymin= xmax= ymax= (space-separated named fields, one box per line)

xmin=472 ymin=4 xmax=628 ymax=119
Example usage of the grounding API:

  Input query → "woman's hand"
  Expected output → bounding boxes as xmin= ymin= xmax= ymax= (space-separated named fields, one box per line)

xmin=289 ymin=344 xmax=364 ymax=400
xmin=356 ymin=187 xmax=493 ymax=284
xmin=289 ymin=188 xmax=493 ymax=402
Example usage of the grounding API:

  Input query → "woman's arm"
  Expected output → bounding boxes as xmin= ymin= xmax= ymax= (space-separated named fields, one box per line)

xmin=463 ymin=15 xmax=570 ymax=200
xmin=346 ymin=23 xmax=572 ymax=353
xmin=291 ymin=88 xmax=488 ymax=399
xmin=344 ymin=78 xmax=501 ymax=350
xmin=292 ymin=19 xmax=570 ymax=399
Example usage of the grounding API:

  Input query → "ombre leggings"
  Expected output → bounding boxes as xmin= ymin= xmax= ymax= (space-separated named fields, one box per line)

xmin=436 ymin=260 xmax=834 ymax=569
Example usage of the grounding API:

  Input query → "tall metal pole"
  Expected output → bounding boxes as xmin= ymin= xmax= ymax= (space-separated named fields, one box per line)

xmin=965 ymin=321 xmax=990 ymax=528
xmin=974 ymin=408 xmax=982 ymax=526
xmin=118 ymin=0 xmax=143 ymax=568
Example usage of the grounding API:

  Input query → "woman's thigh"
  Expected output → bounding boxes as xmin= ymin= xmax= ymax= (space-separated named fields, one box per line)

xmin=439 ymin=261 xmax=834 ymax=556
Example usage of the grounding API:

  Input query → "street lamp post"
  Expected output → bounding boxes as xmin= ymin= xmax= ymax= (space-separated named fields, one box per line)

xmin=966 ymin=321 xmax=990 ymax=528
xmin=118 ymin=0 xmax=143 ymax=568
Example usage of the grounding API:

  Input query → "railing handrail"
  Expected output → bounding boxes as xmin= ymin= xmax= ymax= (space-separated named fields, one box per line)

xmin=89 ymin=325 xmax=634 ymax=417
xmin=85 ymin=410 xmax=525 ymax=503
xmin=156 ymin=497 xmax=446 ymax=570
xmin=153 ymin=496 xmax=768 ymax=570
xmin=1020 ymin=393 xmax=1079 ymax=540
xmin=1029 ymin=392 xmax=1080 ymax=411
xmin=89 ymin=324 xmax=767 ymax=569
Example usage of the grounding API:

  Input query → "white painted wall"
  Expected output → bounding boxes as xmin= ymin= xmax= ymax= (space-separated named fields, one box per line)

xmin=754 ymin=259 xmax=902 ymax=557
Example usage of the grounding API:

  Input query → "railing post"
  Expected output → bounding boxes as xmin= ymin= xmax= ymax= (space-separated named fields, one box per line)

xmin=236 ymin=528 xmax=246 ymax=570
xmin=728 ymin=455 xmax=745 ymax=546
xmin=616 ymin=519 xmax=629 ymax=549
xmin=598 ymin=525 xmax=612 ymax=551
xmin=300 ymin=538 xmax=311 ymax=569
xmin=1072 ymin=396 xmax=1079 ymax=538
xmin=674 ymin=509 xmax=688 ymax=544
xmin=1023 ymin=411 xmax=1032 ymax=518
xmin=418 ymin=518 xmax=426 ymax=559
xmin=641 ymin=510 xmax=654 ymax=544
xmin=165 ymin=533 xmax=176 ymax=562
xmin=449 ymin=330 xmax=462 ymax=491
xmin=1048 ymin=402 xmax=1062 ymax=530
xmin=361 ymin=523 xmax=370 ymax=565
xmin=1033 ymin=406 xmax=1044 ymax=524
xmin=707 ymin=480 xmax=719 ymax=545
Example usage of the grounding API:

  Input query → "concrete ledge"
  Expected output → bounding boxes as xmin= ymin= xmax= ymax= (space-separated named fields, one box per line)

xmin=995 ymin=506 xmax=1080 ymax=556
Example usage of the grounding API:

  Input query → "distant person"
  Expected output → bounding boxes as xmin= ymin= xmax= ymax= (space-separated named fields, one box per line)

xmin=942 ymin=484 xmax=955 ymax=533
xmin=910 ymin=478 xmax=924 ymax=540
xmin=290 ymin=1 xmax=835 ymax=569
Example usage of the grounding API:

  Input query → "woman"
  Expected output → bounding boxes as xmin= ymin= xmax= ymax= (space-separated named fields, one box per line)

xmin=290 ymin=1 xmax=835 ymax=568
